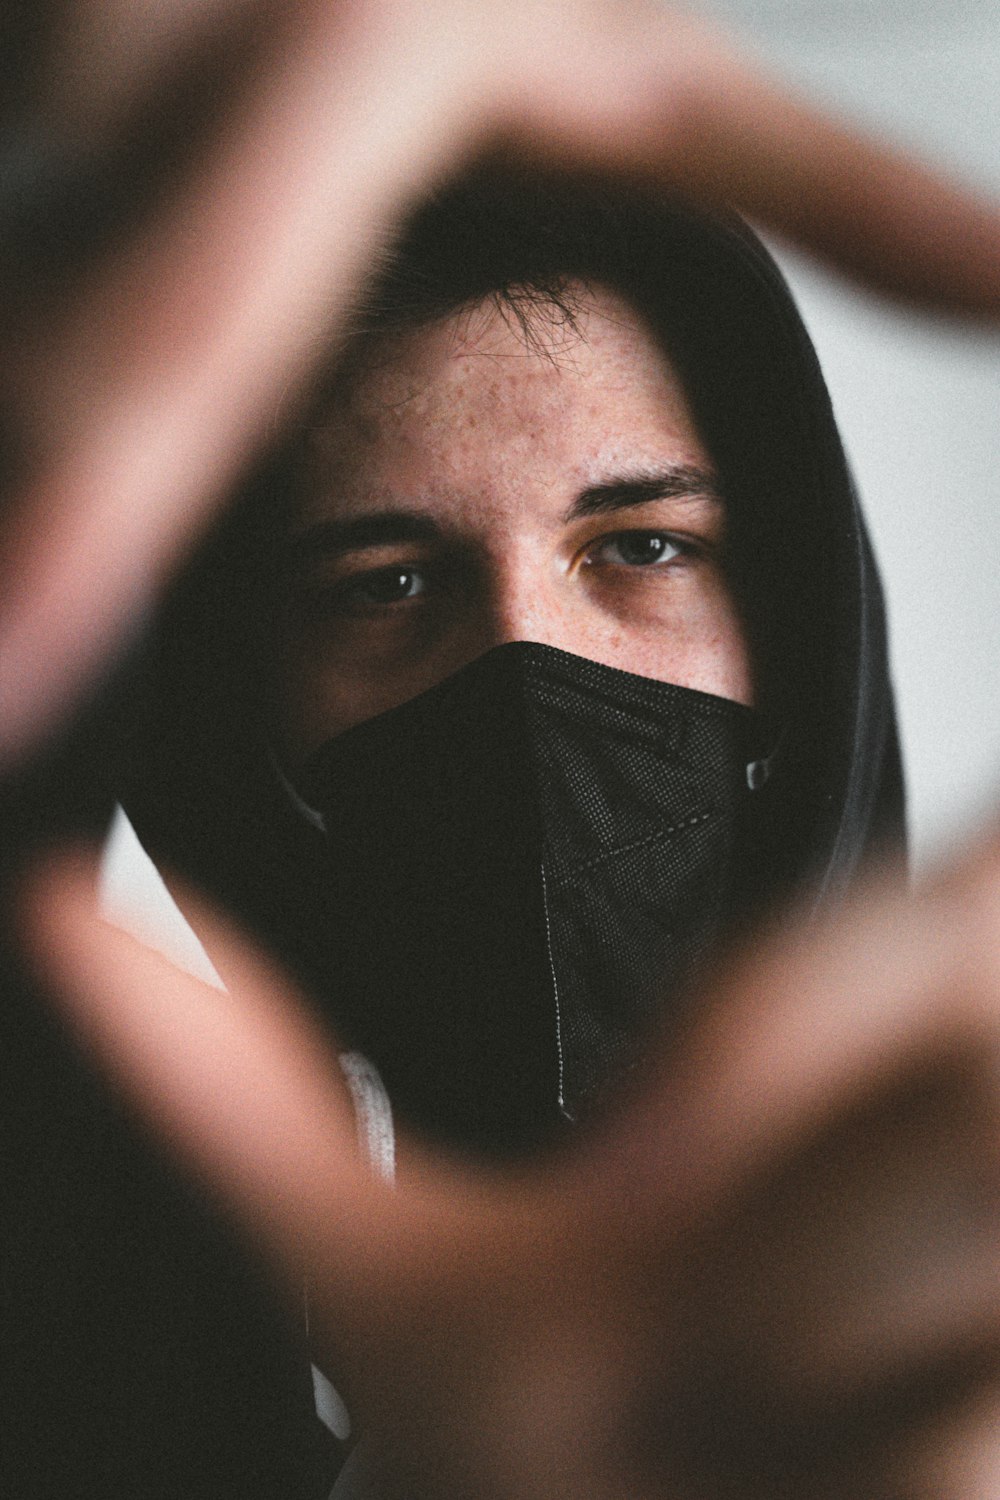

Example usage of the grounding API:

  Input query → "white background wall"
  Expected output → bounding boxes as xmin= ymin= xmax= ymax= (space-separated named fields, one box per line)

xmin=695 ymin=0 xmax=1000 ymax=863
xmin=103 ymin=0 xmax=999 ymax=960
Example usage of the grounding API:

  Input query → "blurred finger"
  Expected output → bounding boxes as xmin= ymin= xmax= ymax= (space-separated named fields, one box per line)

xmin=30 ymin=0 xmax=266 ymax=148
xmin=20 ymin=852 xmax=543 ymax=1335
xmin=515 ymin=4 xmax=1000 ymax=316
xmin=21 ymin=841 xmax=1000 ymax=1497
xmin=893 ymin=1386 xmax=1000 ymax=1500
xmin=576 ymin=833 xmax=1000 ymax=1239
xmin=21 ymin=849 xmax=375 ymax=1282
xmin=0 ymin=0 xmax=483 ymax=770
xmin=664 ymin=1060 xmax=1000 ymax=1405
xmin=571 ymin=841 xmax=1000 ymax=1493
xmin=20 ymin=849 xmax=598 ymax=1494
xmin=2 ymin=1 xmax=999 ymax=772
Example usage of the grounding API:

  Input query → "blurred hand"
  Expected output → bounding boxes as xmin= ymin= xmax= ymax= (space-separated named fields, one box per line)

xmin=1 ymin=0 xmax=998 ymax=769
xmin=23 ymin=831 xmax=1000 ymax=1499
xmin=8 ymin=13 xmax=1000 ymax=1494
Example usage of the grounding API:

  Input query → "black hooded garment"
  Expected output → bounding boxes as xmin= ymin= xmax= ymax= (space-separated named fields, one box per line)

xmin=117 ymin=170 xmax=906 ymax=1069
xmin=3 ymin=175 xmax=905 ymax=1499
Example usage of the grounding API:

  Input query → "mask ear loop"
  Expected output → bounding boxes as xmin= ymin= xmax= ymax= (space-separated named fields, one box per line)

xmin=266 ymin=743 xmax=327 ymax=832
xmin=746 ymin=726 xmax=787 ymax=791
xmin=746 ymin=756 xmax=771 ymax=792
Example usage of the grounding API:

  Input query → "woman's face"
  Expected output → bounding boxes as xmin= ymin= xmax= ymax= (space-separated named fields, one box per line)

xmin=272 ymin=282 xmax=753 ymax=765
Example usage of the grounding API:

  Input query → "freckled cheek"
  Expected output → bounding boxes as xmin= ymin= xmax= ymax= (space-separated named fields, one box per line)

xmin=711 ymin=580 xmax=756 ymax=706
xmin=584 ymin=586 xmax=754 ymax=706
xmin=267 ymin=624 xmax=378 ymax=758
xmin=668 ymin=573 xmax=756 ymax=706
xmin=621 ymin=630 xmax=754 ymax=705
xmin=275 ymin=663 xmax=398 ymax=761
xmin=275 ymin=628 xmax=482 ymax=760
xmin=704 ymin=622 xmax=755 ymax=707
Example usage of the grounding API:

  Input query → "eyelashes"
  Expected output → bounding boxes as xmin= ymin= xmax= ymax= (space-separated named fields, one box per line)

xmin=336 ymin=565 xmax=427 ymax=608
xmin=584 ymin=529 xmax=689 ymax=569
xmin=294 ymin=563 xmax=429 ymax=622
xmin=294 ymin=528 xmax=703 ymax=626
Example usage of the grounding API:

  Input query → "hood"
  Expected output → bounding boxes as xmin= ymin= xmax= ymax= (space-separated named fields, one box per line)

xmin=114 ymin=172 xmax=905 ymax=1148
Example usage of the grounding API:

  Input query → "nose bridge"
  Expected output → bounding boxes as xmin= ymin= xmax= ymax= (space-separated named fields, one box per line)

xmin=483 ymin=532 xmax=564 ymax=651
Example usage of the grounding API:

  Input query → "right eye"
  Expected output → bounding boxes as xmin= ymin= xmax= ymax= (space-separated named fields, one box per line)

xmin=302 ymin=565 xmax=429 ymax=618
xmin=342 ymin=566 xmax=426 ymax=607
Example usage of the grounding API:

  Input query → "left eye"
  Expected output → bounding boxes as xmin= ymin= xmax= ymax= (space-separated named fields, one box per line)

xmin=592 ymin=531 xmax=683 ymax=567
xmin=346 ymin=566 xmax=426 ymax=605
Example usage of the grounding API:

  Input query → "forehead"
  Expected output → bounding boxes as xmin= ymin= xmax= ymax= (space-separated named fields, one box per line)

xmin=294 ymin=282 xmax=710 ymax=522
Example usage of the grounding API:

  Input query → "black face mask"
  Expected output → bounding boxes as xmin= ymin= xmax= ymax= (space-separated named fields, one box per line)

xmin=293 ymin=642 xmax=760 ymax=1159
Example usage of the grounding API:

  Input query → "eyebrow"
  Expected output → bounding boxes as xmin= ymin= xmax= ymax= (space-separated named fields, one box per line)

xmin=286 ymin=464 xmax=723 ymax=569
xmin=286 ymin=510 xmax=441 ymax=569
xmin=565 ymin=465 xmax=723 ymax=522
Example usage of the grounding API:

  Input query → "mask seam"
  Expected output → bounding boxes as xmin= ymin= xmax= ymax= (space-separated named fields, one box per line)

xmin=553 ymin=809 xmax=713 ymax=878
xmin=540 ymin=861 xmax=574 ymax=1122
xmin=526 ymin=645 xmax=754 ymax=718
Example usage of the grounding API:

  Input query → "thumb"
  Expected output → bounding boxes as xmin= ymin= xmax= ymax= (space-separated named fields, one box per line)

xmin=20 ymin=850 xmax=381 ymax=1298
xmin=19 ymin=849 xmax=587 ymax=1497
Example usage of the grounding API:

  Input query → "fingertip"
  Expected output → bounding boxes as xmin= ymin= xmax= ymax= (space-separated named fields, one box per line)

xmin=16 ymin=842 xmax=104 ymax=969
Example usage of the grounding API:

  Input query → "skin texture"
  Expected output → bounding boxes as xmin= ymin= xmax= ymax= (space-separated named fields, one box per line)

xmin=274 ymin=284 xmax=753 ymax=761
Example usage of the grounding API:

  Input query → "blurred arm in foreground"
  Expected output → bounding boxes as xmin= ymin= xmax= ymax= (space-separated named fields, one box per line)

xmin=7 ymin=4 xmax=1000 ymax=1497
xmin=23 ymin=830 xmax=1000 ymax=1500
xmin=1 ymin=0 xmax=998 ymax=771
